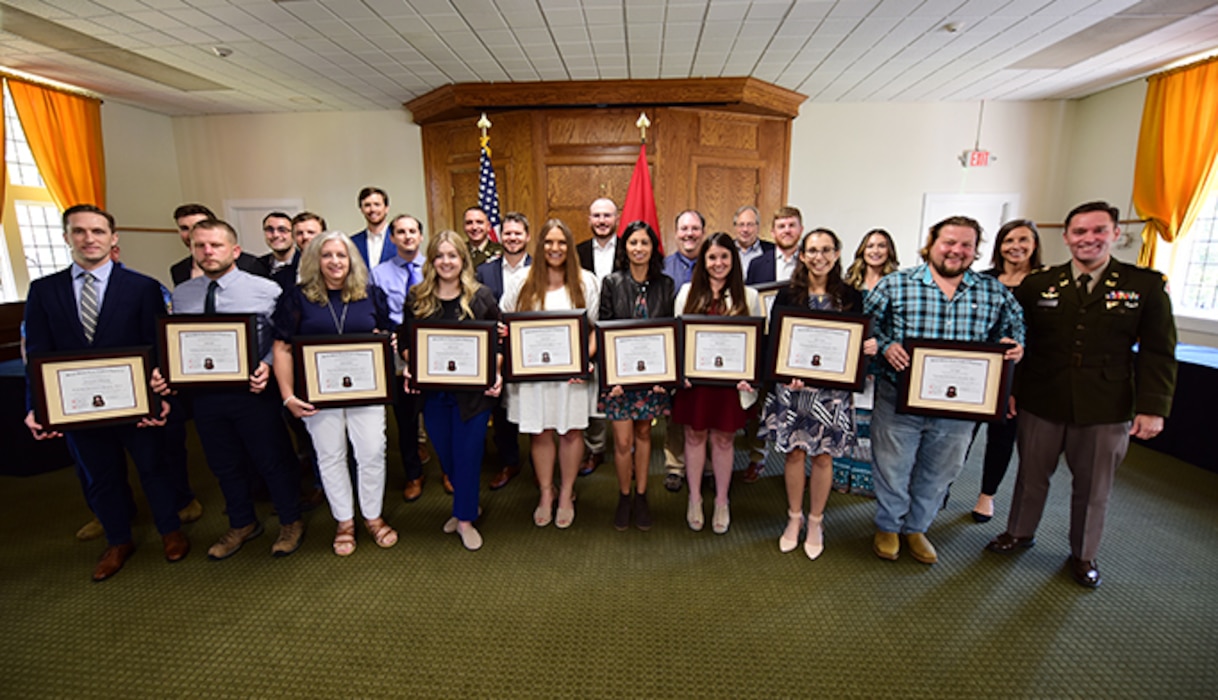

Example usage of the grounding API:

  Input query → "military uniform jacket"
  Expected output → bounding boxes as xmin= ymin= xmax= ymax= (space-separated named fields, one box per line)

xmin=1013 ymin=259 xmax=1177 ymax=425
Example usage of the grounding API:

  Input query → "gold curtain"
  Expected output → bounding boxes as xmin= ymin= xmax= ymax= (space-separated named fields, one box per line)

xmin=7 ymin=78 xmax=106 ymax=211
xmin=1132 ymin=55 xmax=1218 ymax=266
xmin=0 ymin=82 xmax=7 ymax=226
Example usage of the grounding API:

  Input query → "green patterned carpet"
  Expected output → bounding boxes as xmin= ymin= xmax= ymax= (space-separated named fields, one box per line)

xmin=1 ymin=423 xmax=1216 ymax=699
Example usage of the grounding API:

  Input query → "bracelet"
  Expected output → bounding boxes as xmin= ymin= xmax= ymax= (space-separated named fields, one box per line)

xmin=283 ymin=396 xmax=295 ymax=406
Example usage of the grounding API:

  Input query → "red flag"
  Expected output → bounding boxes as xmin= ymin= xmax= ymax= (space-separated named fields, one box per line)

xmin=618 ymin=142 xmax=662 ymax=254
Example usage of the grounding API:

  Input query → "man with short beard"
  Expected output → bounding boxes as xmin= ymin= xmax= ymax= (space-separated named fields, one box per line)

xmin=865 ymin=215 xmax=1024 ymax=565
xmin=745 ymin=206 xmax=803 ymax=284
xmin=259 ymin=211 xmax=296 ymax=274
xmin=170 ymin=203 xmax=267 ymax=286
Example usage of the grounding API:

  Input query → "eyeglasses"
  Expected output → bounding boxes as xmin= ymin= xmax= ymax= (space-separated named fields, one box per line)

xmin=803 ymin=247 xmax=837 ymax=257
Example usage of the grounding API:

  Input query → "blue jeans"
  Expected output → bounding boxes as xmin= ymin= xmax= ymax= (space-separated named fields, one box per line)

xmin=423 ymin=393 xmax=491 ymax=522
xmin=870 ymin=379 xmax=972 ymax=534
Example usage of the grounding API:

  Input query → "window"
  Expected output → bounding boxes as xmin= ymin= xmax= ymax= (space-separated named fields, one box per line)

xmin=1158 ymin=186 xmax=1218 ymax=330
xmin=1 ymin=80 xmax=64 ymax=302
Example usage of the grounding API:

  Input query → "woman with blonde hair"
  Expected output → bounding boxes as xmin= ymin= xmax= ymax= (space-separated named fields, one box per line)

xmin=273 ymin=231 xmax=397 ymax=556
xmin=399 ymin=231 xmax=502 ymax=550
xmin=500 ymin=219 xmax=600 ymax=529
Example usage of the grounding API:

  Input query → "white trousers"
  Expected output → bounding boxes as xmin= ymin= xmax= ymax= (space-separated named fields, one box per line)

xmin=303 ymin=405 xmax=387 ymax=522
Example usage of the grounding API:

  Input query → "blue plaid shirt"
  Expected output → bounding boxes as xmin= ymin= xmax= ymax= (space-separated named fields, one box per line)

xmin=864 ymin=263 xmax=1025 ymax=383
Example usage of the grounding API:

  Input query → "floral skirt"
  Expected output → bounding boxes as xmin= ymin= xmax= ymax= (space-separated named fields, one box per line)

xmin=598 ymin=387 xmax=671 ymax=422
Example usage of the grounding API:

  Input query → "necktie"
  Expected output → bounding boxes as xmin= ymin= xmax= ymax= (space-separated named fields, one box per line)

xmin=80 ymin=273 xmax=99 ymax=344
xmin=1077 ymin=273 xmax=1092 ymax=301
xmin=204 ymin=280 xmax=219 ymax=314
xmin=408 ymin=262 xmax=419 ymax=289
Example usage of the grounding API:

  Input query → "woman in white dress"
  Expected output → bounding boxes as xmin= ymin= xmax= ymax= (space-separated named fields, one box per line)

xmin=500 ymin=219 xmax=599 ymax=529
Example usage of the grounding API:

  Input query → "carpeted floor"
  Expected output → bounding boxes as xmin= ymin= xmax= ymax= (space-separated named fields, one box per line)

xmin=1 ymin=422 xmax=1216 ymax=699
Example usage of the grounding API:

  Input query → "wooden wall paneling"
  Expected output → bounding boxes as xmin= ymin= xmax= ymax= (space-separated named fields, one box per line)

xmin=756 ymin=118 xmax=792 ymax=231
xmin=693 ymin=160 xmax=761 ymax=235
xmin=653 ymin=107 xmax=698 ymax=253
xmin=494 ymin=111 xmax=536 ymax=227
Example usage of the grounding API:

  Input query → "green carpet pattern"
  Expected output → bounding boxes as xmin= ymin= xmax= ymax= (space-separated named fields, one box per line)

xmin=1 ymin=422 xmax=1216 ymax=698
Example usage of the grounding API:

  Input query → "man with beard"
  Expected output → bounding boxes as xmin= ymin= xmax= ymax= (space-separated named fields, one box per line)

xmin=865 ymin=215 xmax=1024 ymax=564
xmin=476 ymin=212 xmax=532 ymax=489
xmin=745 ymin=205 xmax=803 ymax=284
xmin=258 ymin=211 xmax=296 ymax=275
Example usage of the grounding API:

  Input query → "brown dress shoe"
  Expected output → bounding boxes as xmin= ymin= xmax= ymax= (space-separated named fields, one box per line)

xmin=985 ymin=532 xmax=1036 ymax=554
xmin=162 ymin=530 xmax=191 ymax=562
xmin=741 ymin=461 xmax=764 ymax=483
xmin=1069 ymin=556 xmax=1102 ymax=588
xmin=443 ymin=474 xmax=454 ymax=495
xmin=489 ymin=465 xmax=521 ymax=491
xmin=92 ymin=543 xmax=136 ymax=582
xmin=402 ymin=476 xmax=425 ymax=502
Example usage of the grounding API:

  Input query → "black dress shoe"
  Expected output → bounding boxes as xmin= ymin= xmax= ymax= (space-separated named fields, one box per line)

xmin=985 ymin=532 xmax=1036 ymax=553
xmin=970 ymin=510 xmax=993 ymax=523
xmin=1069 ymin=556 xmax=1101 ymax=588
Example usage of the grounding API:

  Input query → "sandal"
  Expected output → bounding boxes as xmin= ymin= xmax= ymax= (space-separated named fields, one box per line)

xmin=333 ymin=520 xmax=356 ymax=557
xmin=364 ymin=518 xmax=398 ymax=548
xmin=534 ymin=487 xmax=557 ymax=527
xmin=555 ymin=490 xmax=577 ymax=529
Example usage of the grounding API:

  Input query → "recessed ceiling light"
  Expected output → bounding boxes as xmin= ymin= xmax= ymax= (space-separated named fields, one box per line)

xmin=211 ymin=46 xmax=233 ymax=58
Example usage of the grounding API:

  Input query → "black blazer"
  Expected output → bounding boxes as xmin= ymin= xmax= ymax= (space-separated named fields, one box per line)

xmin=475 ymin=255 xmax=531 ymax=301
xmin=171 ymin=252 xmax=268 ymax=287
xmin=598 ymin=271 xmax=676 ymax=322
xmin=745 ymin=252 xmax=777 ymax=285
xmin=577 ymin=239 xmax=595 ymax=273
xmin=23 ymin=264 xmax=166 ymax=409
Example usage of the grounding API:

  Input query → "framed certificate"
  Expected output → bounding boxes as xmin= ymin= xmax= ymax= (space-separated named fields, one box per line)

xmin=292 ymin=334 xmax=394 ymax=409
xmin=503 ymin=311 xmax=589 ymax=382
xmin=752 ymin=281 xmax=787 ymax=331
xmin=409 ymin=320 xmax=497 ymax=391
xmin=897 ymin=340 xmax=1015 ymax=420
xmin=681 ymin=315 xmax=764 ymax=387
xmin=596 ymin=319 xmax=681 ymax=391
xmin=767 ymin=309 xmax=871 ymax=391
xmin=158 ymin=314 xmax=257 ymax=388
xmin=28 ymin=347 xmax=157 ymax=431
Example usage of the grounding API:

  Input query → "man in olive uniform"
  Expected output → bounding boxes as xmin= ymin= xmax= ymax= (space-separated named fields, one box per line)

xmin=986 ymin=201 xmax=1177 ymax=589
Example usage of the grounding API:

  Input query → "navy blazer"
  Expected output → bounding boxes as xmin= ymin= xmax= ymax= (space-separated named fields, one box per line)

xmin=745 ymin=252 xmax=777 ymax=285
xmin=23 ymin=264 xmax=167 ymax=409
xmin=475 ymin=255 xmax=532 ymax=301
xmin=352 ymin=229 xmax=397 ymax=268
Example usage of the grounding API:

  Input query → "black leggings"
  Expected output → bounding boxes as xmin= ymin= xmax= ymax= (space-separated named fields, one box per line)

xmin=967 ymin=418 xmax=1018 ymax=497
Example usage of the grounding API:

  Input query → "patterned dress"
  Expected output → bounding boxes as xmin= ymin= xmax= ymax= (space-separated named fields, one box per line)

xmin=760 ymin=294 xmax=857 ymax=458
xmin=598 ymin=278 xmax=672 ymax=421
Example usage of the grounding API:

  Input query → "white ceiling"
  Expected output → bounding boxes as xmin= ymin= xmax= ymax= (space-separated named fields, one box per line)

xmin=1 ymin=0 xmax=1217 ymax=116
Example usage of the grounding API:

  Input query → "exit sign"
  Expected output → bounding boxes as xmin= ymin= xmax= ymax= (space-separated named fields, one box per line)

xmin=964 ymin=149 xmax=991 ymax=167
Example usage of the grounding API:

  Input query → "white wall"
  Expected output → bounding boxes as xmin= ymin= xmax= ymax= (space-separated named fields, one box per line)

xmin=787 ymin=99 xmax=1072 ymax=267
xmin=171 ymin=109 xmax=427 ymax=244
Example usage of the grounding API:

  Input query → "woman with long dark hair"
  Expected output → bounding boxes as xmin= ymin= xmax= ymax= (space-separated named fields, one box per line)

xmin=501 ymin=219 xmax=600 ymax=529
xmin=672 ymin=232 xmax=760 ymax=535
xmin=597 ymin=221 xmax=675 ymax=531
xmin=844 ymin=228 xmax=900 ymax=291
xmin=399 ymin=231 xmax=502 ymax=550
xmin=761 ymin=229 xmax=877 ymax=559
xmin=969 ymin=219 xmax=1043 ymax=522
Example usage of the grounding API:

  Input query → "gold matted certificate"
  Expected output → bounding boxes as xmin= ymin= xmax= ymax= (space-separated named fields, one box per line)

xmin=158 ymin=314 xmax=256 ymax=388
xmin=292 ymin=334 xmax=393 ymax=409
xmin=503 ymin=311 xmax=589 ymax=382
xmin=751 ymin=281 xmax=786 ymax=331
xmin=29 ymin=347 xmax=157 ymax=430
xmin=681 ymin=315 xmax=763 ymax=387
xmin=897 ymin=340 xmax=1015 ymax=421
xmin=767 ymin=309 xmax=871 ymax=391
xmin=409 ymin=320 xmax=496 ymax=391
xmin=596 ymin=319 xmax=680 ymax=390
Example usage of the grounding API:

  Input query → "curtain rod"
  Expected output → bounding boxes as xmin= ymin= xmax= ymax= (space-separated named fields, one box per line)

xmin=0 ymin=67 xmax=103 ymax=101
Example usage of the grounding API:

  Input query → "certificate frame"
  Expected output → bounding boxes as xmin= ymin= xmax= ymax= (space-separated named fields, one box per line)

xmin=408 ymin=320 xmax=497 ymax=391
xmin=766 ymin=308 xmax=871 ymax=391
xmin=680 ymin=315 xmax=764 ymax=387
xmin=292 ymin=333 xmax=394 ymax=409
xmin=752 ymin=281 xmax=787 ymax=330
xmin=596 ymin=319 xmax=681 ymax=391
xmin=897 ymin=339 xmax=1015 ymax=421
xmin=158 ymin=313 xmax=257 ymax=388
xmin=502 ymin=311 xmax=589 ymax=382
xmin=28 ymin=346 xmax=158 ymax=431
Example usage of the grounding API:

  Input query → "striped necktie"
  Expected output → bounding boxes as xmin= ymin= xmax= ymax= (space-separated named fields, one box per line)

xmin=80 ymin=272 xmax=99 ymax=344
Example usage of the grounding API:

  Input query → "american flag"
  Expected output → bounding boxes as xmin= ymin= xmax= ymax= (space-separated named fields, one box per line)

xmin=478 ymin=145 xmax=502 ymax=242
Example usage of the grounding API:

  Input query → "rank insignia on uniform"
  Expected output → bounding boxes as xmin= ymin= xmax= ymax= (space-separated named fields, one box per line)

xmin=1042 ymin=287 xmax=1059 ymax=299
xmin=1105 ymin=279 xmax=1117 ymax=287
xmin=1106 ymin=301 xmax=1119 ymax=309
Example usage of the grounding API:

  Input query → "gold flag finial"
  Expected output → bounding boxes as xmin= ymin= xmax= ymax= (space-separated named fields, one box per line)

xmin=636 ymin=112 xmax=650 ymax=142
xmin=477 ymin=112 xmax=492 ymax=153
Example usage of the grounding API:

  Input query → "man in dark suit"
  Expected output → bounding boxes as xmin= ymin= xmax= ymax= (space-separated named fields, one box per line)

xmin=745 ymin=205 xmax=803 ymax=285
xmin=258 ymin=211 xmax=298 ymax=275
xmin=574 ymin=198 xmax=619 ymax=475
xmin=987 ymin=201 xmax=1177 ymax=588
xmin=24 ymin=204 xmax=189 ymax=581
xmin=475 ymin=212 xmax=531 ymax=489
xmin=351 ymin=187 xmax=396 ymax=268
xmin=170 ymin=204 xmax=268 ymax=287
xmin=732 ymin=205 xmax=774 ymax=277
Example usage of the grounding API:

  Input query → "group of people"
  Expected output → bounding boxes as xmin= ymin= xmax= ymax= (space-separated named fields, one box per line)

xmin=22 ymin=190 xmax=1176 ymax=590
